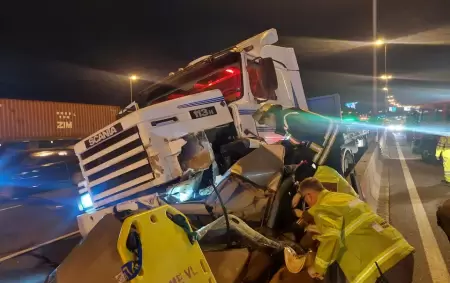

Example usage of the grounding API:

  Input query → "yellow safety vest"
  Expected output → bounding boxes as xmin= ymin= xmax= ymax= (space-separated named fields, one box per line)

xmin=436 ymin=136 xmax=450 ymax=157
xmin=314 ymin=166 xmax=358 ymax=197
xmin=309 ymin=190 xmax=414 ymax=283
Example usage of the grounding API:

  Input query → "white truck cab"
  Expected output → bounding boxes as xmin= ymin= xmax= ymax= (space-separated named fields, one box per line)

xmin=74 ymin=29 xmax=327 ymax=236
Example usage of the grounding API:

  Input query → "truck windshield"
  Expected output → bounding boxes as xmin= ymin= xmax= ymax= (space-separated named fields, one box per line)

xmin=143 ymin=52 xmax=243 ymax=106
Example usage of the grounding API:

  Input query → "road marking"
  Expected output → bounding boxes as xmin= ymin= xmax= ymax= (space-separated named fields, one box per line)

xmin=395 ymin=141 xmax=450 ymax=283
xmin=0 ymin=205 xmax=22 ymax=212
xmin=0 ymin=230 xmax=80 ymax=263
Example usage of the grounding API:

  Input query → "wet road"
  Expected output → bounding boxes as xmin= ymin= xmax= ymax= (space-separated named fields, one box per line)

xmin=0 ymin=188 xmax=81 ymax=282
xmin=2 ymin=131 xmax=449 ymax=282
xmin=383 ymin=131 xmax=450 ymax=282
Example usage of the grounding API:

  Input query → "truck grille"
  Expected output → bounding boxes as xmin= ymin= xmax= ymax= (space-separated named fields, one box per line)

xmin=79 ymin=126 xmax=154 ymax=206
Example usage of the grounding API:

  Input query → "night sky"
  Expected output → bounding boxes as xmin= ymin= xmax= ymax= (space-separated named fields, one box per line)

xmin=1 ymin=0 xmax=450 ymax=111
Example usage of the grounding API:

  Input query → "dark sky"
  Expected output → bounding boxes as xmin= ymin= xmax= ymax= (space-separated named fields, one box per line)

xmin=1 ymin=0 xmax=450 ymax=111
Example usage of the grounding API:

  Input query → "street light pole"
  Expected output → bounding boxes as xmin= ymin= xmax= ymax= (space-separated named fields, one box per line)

xmin=384 ymin=44 xmax=388 ymax=113
xmin=129 ymin=75 xmax=138 ymax=103
xmin=372 ymin=0 xmax=378 ymax=115
xmin=129 ymin=78 xmax=133 ymax=103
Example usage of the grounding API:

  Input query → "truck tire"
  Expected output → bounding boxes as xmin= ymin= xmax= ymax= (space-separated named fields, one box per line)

xmin=422 ymin=150 xmax=435 ymax=164
xmin=341 ymin=149 xmax=355 ymax=177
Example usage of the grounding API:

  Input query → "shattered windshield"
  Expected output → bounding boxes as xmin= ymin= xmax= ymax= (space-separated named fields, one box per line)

xmin=142 ymin=51 xmax=243 ymax=106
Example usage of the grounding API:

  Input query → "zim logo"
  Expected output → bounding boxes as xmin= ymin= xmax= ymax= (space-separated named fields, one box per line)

xmin=57 ymin=121 xmax=73 ymax=129
xmin=85 ymin=123 xmax=124 ymax=149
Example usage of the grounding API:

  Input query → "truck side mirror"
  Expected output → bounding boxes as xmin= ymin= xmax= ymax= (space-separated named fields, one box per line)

xmin=260 ymin=57 xmax=278 ymax=92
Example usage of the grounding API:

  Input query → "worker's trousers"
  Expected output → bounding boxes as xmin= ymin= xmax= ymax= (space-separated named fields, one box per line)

xmin=377 ymin=252 xmax=414 ymax=283
xmin=442 ymin=150 xmax=450 ymax=182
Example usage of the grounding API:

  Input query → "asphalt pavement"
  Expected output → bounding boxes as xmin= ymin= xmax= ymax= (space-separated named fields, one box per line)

xmin=383 ymin=131 xmax=450 ymax=282
xmin=1 ymin=132 xmax=449 ymax=282
xmin=0 ymin=188 xmax=81 ymax=282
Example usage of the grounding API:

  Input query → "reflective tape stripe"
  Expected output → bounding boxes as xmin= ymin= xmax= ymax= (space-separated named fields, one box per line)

xmin=315 ymin=256 xmax=330 ymax=269
xmin=345 ymin=212 xmax=377 ymax=237
xmin=353 ymin=241 xmax=407 ymax=283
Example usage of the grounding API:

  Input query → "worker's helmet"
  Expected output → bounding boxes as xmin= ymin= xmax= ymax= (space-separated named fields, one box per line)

xmin=252 ymin=103 xmax=282 ymax=124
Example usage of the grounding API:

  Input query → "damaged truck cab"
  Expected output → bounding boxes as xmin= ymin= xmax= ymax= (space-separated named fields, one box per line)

xmin=74 ymin=29 xmax=311 ymax=236
xmin=74 ymin=29 xmax=365 ymax=237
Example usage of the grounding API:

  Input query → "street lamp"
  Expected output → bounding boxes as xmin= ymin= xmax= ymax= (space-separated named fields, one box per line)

xmin=375 ymin=38 xmax=385 ymax=46
xmin=383 ymin=87 xmax=389 ymax=91
xmin=129 ymin=75 xmax=138 ymax=103
xmin=375 ymin=38 xmax=390 ymax=112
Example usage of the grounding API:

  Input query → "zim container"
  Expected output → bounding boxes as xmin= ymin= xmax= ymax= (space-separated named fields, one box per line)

xmin=0 ymin=99 xmax=120 ymax=141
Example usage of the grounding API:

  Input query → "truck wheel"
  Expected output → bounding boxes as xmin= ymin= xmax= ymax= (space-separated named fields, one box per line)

xmin=342 ymin=150 xmax=355 ymax=176
xmin=421 ymin=150 xmax=433 ymax=163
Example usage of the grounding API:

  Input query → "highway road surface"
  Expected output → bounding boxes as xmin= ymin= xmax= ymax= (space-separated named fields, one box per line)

xmin=0 ymin=188 xmax=81 ymax=282
xmin=0 ymin=132 xmax=449 ymax=282
xmin=383 ymin=131 xmax=450 ymax=282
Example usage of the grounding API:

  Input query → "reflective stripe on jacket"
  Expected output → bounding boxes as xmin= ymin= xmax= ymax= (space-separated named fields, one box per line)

xmin=313 ymin=166 xmax=358 ymax=197
xmin=436 ymin=136 xmax=450 ymax=157
xmin=308 ymin=190 xmax=414 ymax=283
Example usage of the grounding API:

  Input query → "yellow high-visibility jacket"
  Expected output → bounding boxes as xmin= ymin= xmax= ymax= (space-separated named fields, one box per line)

xmin=436 ymin=136 xmax=450 ymax=157
xmin=309 ymin=190 xmax=414 ymax=283
xmin=314 ymin=166 xmax=358 ymax=197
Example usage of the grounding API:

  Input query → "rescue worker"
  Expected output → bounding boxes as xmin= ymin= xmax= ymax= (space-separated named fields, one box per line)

xmin=290 ymin=161 xmax=358 ymax=282
xmin=298 ymin=177 xmax=415 ymax=282
xmin=291 ymin=161 xmax=358 ymax=218
xmin=253 ymin=103 xmax=344 ymax=175
xmin=436 ymin=134 xmax=450 ymax=184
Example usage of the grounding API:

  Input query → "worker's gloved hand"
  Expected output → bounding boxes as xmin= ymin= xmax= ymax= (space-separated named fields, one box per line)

xmin=293 ymin=209 xmax=303 ymax=218
xmin=307 ymin=266 xmax=324 ymax=280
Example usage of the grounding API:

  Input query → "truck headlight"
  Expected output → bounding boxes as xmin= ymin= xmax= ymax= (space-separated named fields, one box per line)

xmin=80 ymin=193 xmax=93 ymax=209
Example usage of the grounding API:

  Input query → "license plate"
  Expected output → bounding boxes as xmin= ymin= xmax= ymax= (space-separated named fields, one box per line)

xmin=189 ymin=106 xmax=217 ymax=119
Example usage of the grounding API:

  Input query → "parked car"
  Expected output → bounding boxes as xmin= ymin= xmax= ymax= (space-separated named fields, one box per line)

xmin=0 ymin=147 xmax=81 ymax=198
xmin=412 ymin=134 xmax=441 ymax=163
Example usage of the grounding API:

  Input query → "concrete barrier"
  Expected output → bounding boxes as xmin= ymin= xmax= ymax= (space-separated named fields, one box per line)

xmin=355 ymin=131 xmax=389 ymax=221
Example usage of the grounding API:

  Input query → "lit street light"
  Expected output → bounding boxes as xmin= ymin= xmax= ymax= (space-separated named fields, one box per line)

xmin=380 ymin=74 xmax=393 ymax=80
xmin=129 ymin=75 xmax=138 ymax=103
xmin=375 ymin=39 xmax=385 ymax=46
xmin=383 ymin=87 xmax=389 ymax=91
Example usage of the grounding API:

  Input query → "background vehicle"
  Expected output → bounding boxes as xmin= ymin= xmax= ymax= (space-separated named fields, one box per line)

xmin=0 ymin=147 xmax=81 ymax=198
xmin=385 ymin=116 xmax=406 ymax=132
xmin=411 ymin=101 xmax=450 ymax=162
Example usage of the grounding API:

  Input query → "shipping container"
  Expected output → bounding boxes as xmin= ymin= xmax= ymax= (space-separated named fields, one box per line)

xmin=0 ymin=99 xmax=120 ymax=142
